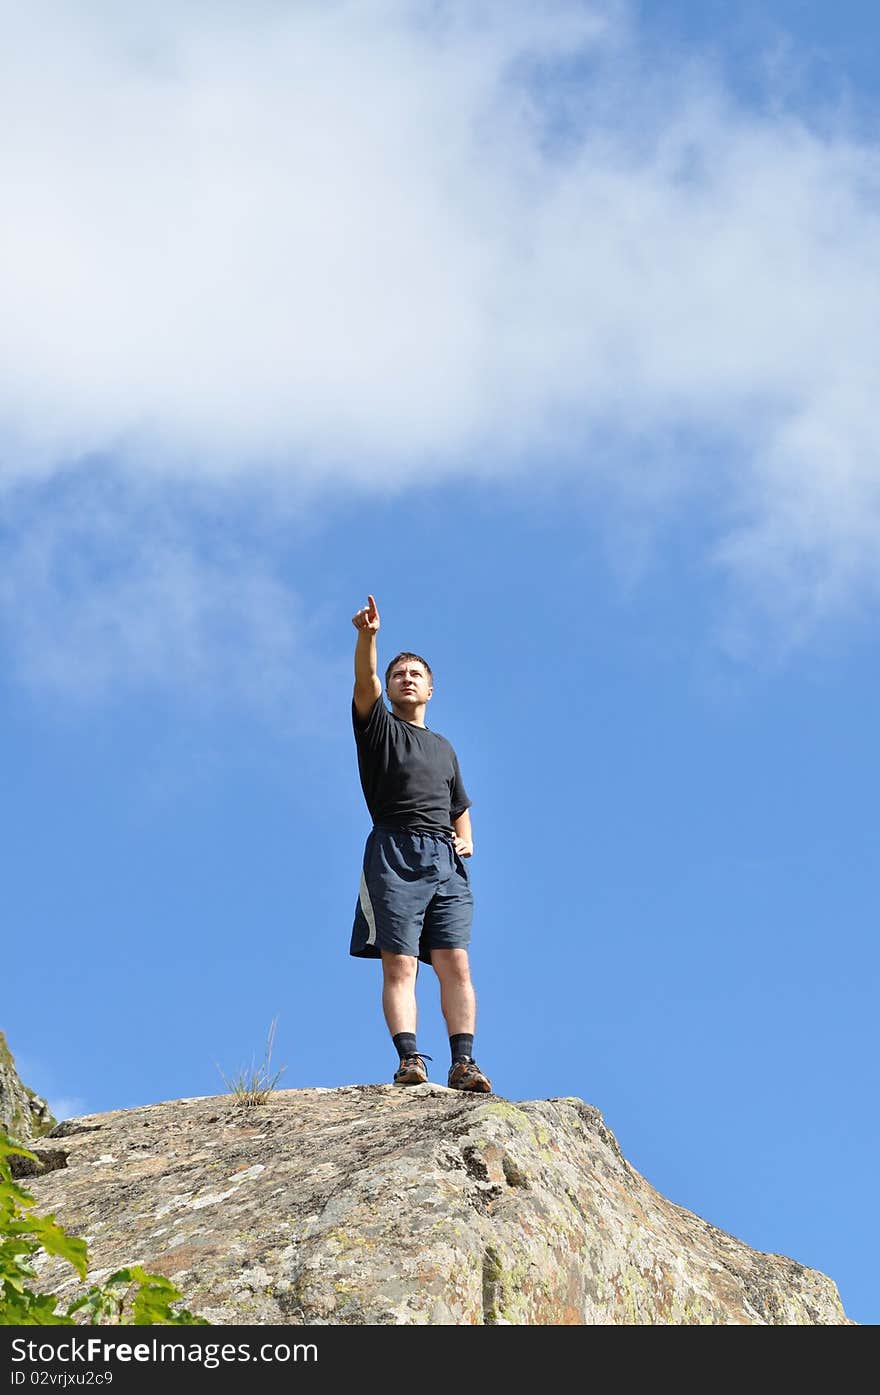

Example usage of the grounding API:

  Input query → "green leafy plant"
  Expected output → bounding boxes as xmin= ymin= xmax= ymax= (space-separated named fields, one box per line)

xmin=67 ymin=1266 xmax=208 ymax=1325
xmin=216 ymin=1016 xmax=286 ymax=1106
xmin=0 ymin=1134 xmax=208 ymax=1326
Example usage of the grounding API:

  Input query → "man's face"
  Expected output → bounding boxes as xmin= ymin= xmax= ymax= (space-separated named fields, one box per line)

xmin=387 ymin=661 xmax=433 ymax=708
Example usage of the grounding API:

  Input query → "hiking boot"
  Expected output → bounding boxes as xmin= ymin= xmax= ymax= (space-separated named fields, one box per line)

xmin=393 ymin=1054 xmax=430 ymax=1086
xmin=447 ymin=1058 xmax=492 ymax=1093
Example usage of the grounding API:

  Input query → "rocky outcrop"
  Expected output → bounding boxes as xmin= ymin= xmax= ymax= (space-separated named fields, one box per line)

xmin=23 ymin=1085 xmax=852 ymax=1325
xmin=0 ymin=1031 xmax=55 ymax=1142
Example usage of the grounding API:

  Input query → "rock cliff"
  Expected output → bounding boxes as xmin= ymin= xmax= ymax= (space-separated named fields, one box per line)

xmin=0 ymin=1030 xmax=55 ymax=1142
xmin=19 ymin=1084 xmax=852 ymax=1325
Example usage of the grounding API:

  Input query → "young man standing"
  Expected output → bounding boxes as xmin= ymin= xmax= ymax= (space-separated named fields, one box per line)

xmin=350 ymin=593 xmax=491 ymax=1093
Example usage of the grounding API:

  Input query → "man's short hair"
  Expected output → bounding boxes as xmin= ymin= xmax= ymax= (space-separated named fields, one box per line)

xmin=385 ymin=652 xmax=433 ymax=687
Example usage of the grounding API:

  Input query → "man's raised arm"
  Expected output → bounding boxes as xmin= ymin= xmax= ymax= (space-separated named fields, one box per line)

xmin=351 ymin=593 xmax=383 ymax=719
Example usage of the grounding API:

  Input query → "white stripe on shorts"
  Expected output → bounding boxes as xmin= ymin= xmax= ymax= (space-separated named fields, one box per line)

xmin=359 ymin=870 xmax=378 ymax=947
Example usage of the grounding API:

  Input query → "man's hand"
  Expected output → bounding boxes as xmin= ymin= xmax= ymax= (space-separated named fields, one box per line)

xmin=352 ymin=594 xmax=380 ymax=633
xmin=353 ymin=594 xmax=382 ymax=718
xmin=453 ymin=809 xmax=474 ymax=858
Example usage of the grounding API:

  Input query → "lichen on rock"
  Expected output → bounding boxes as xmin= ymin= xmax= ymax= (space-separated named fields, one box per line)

xmin=0 ymin=1030 xmax=56 ymax=1143
xmin=19 ymin=1083 xmax=854 ymax=1326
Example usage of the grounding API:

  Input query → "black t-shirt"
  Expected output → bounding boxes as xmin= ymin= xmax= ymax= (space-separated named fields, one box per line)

xmin=352 ymin=697 xmax=472 ymax=834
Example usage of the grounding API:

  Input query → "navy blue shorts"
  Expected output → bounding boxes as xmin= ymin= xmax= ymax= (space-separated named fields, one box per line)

xmin=350 ymin=827 xmax=474 ymax=963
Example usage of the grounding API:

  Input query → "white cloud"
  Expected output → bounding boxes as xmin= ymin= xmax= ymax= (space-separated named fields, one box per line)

xmin=1 ymin=0 xmax=879 ymax=631
xmin=46 ymin=1097 xmax=89 ymax=1125
xmin=0 ymin=484 xmax=323 ymax=714
xmin=6 ymin=1048 xmax=88 ymax=1123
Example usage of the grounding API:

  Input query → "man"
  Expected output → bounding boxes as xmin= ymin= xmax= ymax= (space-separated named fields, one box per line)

xmin=350 ymin=593 xmax=491 ymax=1093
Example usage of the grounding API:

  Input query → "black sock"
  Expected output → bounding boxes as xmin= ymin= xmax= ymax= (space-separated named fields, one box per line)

xmin=393 ymin=1032 xmax=418 ymax=1060
xmin=450 ymin=1033 xmax=474 ymax=1064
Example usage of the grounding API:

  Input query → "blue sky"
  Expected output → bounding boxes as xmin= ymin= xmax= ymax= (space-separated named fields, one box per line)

xmin=2 ymin=1 xmax=879 ymax=1326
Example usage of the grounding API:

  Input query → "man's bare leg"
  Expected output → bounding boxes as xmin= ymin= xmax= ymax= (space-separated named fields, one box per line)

xmin=380 ymin=950 xmax=419 ymax=1034
xmin=431 ymin=948 xmax=491 ymax=1092
xmin=430 ymin=948 xmax=476 ymax=1034
xmin=381 ymin=951 xmax=428 ymax=1084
